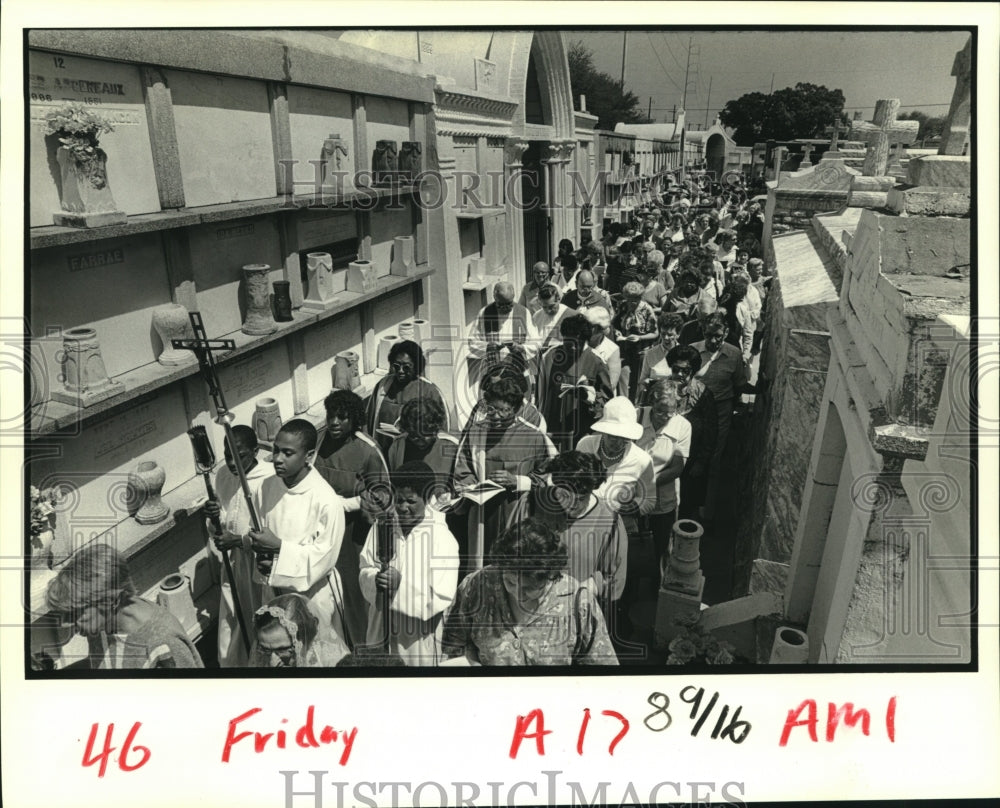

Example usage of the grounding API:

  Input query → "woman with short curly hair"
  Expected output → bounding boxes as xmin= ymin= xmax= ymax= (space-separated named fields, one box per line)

xmin=46 ymin=543 xmax=203 ymax=669
xmin=442 ymin=518 xmax=618 ymax=666
xmin=364 ymin=340 xmax=448 ymax=447
xmin=506 ymin=451 xmax=627 ymax=611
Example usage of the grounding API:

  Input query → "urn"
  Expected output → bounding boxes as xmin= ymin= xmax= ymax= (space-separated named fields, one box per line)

xmin=130 ymin=460 xmax=170 ymax=525
xmin=241 ymin=264 xmax=278 ymax=336
xmin=253 ymin=397 xmax=282 ymax=443
xmin=151 ymin=303 xmax=195 ymax=365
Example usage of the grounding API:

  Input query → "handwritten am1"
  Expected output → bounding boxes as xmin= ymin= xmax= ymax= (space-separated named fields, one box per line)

xmin=79 ymin=708 xmax=358 ymax=777
xmin=508 ymin=685 xmax=752 ymax=759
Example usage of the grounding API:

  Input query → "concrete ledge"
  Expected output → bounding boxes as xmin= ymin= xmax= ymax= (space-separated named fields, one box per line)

xmin=886 ymin=186 xmax=971 ymax=217
xmin=871 ymin=422 xmax=930 ymax=460
xmin=906 ymin=155 xmax=971 ymax=188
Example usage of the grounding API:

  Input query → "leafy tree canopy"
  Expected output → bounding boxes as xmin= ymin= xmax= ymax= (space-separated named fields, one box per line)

xmin=898 ymin=110 xmax=947 ymax=144
xmin=567 ymin=40 xmax=651 ymax=130
xmin=719 ymin=82 xmax=847 ymax=146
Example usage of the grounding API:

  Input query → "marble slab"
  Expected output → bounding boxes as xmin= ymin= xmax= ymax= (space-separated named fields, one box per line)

xmin=287 ymin=85 xmax=355 ymax=192
xmin=303 ymin=310 xmax=364 ymax=406
xmin=165 ymin=68 xmax=276 ymax=207
xmin=189 ymin=216 xmax=284 ymax=337
xmin=31 ymin=233 xmax=174 ymax=382
xmin=28 ymin=50 xmax=160 ymax=227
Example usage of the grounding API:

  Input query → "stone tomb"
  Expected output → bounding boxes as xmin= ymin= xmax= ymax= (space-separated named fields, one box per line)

xmin=370 ymin=200 xmax=416 ymax=277
xmin=189 ymin=216 xmax=284 ymax=337
xmin=287 ymin=85 xmax=355 ymax=192
xmin=30 ymin=387 xmax=194 ymax=563
xmin=32 ymin=233 xmax=175 ymax=388
xmin=373 ymin=286 xmax=418 ymax=349
xmin=165 ymin=68 xmax=276 ymax=208
xmin=28 ymin=50 xmax=161 ymax=227
xmin=211 ymin=341 xmax=296 ymax=447
xmin=303 ymin=309 xmax=364 ymax=406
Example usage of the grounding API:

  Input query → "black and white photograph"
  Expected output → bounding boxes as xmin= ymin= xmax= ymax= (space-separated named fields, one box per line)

xmin=2 ymin=3 xmax=997 ymax=806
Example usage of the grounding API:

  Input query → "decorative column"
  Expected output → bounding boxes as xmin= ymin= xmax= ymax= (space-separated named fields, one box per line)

xmin=654 ymin=519 xmax=707 ymax=647
xmin=503 ymin=137 xmax=529 ymax=284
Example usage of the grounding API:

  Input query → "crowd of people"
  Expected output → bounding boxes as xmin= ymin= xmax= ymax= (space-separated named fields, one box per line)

xmin=43 ymin=171 xmax=771 ymax=671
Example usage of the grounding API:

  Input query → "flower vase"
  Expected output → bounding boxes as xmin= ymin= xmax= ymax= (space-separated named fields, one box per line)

xmin=241 ymin=264 xmax=278 ymax=336
xmin=333 ymin=351 xmax=361 ymax=391
xmin=346 ymin=259 xmax=376 ymax=293
xmin=662 ymin=519 xmax=704 ymax=595
xmin=156 ymin=573 xmax=198 ymax=631
xmin=253 ymin=398 xmax=282 ymax=443
xmin=129 ymin=461 xmax=169 ymax=525
xmin=30 ymin=527 xmax=55 ymax=571
xmin=53 ymin=145 xmax=127 ymax=228
xmin=390 ymin=235 xmax=415 ymax=277
xmin=151 ymin=303 xmax=195 ymax=366
xmin=303 ymin=252 xmax=339 ymax=311
xmin=273 ymin=281 xmax=294 ymax=322
xmin=50 ymin=326 xmax=124 ymax=407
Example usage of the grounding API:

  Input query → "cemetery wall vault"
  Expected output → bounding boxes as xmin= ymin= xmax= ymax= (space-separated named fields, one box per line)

xmin=25 ymin=28 xmax=581 ymax=653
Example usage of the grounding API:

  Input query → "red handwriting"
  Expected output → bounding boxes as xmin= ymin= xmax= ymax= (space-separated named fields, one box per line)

xmin=778 ymin=697 xmax=897 ymax=746
xmin=81 ymin=722 xmax=150 ymax=777
xmin=509 ymin=708 xmax=630 ymax=759
xmin=222 ymin=706 xmax=357 ymax=765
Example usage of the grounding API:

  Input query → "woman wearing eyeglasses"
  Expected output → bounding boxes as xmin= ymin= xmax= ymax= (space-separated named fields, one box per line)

xmin=452 ymin=377 xmax=557 ymax=575
xmin=45 ymin=543 xmax=204 ymax=669
xmin=364 ymin=340 xmax=448 ymax=451
xmin=250 ymin=593 xmax=349 ymax=668
xmin=441 ymin=518 xmax=618 ymax=666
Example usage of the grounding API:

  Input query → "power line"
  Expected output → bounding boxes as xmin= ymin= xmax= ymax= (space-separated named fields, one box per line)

xmin=659 ymin=33 xmax=688 ymax=74
xmin=645 ymin=33 xmax=685 ymax=95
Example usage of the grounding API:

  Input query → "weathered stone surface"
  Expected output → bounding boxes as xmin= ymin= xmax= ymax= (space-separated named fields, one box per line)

xmin=886 ymin=185 xmax=970 ymax=217
xmin=906 ymin=155 xmax=970 ymax=188
xmin=750 ymin=559 xmax=789 ymax=597
xmin=871 ymin=423 xmax=929 ymax=459
xmin=875 ymin=213 xmax=971 ymax=277
xmin=846 ymin=174 xmax=897 ymax=208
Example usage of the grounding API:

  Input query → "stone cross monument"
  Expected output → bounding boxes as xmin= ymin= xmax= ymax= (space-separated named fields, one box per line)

xmin=848 ymin=99 xmax=919 ymax=176
xmin=939 ymin=37 xmax=972 ymax=156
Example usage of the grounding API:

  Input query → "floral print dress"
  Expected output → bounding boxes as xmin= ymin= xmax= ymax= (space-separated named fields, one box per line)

xmin=442 ymin=567 xmax=618 ymax=666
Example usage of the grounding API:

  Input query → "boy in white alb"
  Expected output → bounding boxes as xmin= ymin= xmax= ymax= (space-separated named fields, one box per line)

xmin=249 ymin=419 xmax=347 ymax=649
xmin=203 ymin=425 xmax=274 ymax=667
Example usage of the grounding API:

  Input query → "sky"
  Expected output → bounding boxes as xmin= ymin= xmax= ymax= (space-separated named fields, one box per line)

xmin=566 ymin=30 xmax=970 ymax=127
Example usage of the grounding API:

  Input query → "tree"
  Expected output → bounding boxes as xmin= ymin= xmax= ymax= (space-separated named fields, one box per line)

xmin=898 ymin=110 xmax=947 ymax=145
xmin=719 ymin=82 xmax=847 ymax=146
xmin=567 ymin=40 xmax=650 ymax=130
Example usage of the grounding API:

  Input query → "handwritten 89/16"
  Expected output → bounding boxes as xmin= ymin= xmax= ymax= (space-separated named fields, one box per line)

xmin=509 ymin=688 xmax=751 ymax=759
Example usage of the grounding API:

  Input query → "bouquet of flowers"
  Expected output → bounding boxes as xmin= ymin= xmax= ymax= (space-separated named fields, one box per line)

xmin=666 ymin=620 xmax=739 ymax=666
xmin=44 ymin=104 xmax=115 ymax=186
xmin=30 ymin=485 xmax=61 ymax=550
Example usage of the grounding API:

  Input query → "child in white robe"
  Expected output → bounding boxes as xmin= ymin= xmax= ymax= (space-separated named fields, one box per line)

xmin=359 ymin=461 xmax=459 ymax=665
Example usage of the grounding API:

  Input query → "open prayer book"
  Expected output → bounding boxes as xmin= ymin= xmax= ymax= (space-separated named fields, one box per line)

xmin=459 ymin=480 xmax=506 ymax=506
xmin=376 ymin=421 xmax=403 ymax=438
xmin=559 ymin=375 xmax=597 ymax=403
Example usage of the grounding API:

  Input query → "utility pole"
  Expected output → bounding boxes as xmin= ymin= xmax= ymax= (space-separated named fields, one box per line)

xmin=648 ymin=96 xmax=653 ymax=122
xmin=679 ymin=36 xmax=693 ymax=181
xmin=704 ymin=75 xmax=713 ymax=128
xmin=769 ymin=73 xmax=775 ymax=94
xmin=620 ymin=31 xmax=628 ymax=89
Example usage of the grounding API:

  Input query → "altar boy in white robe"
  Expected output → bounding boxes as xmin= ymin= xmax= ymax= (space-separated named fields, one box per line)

xmin=203 ymin=424 xmax=274 ymax=668
xmin=359 ymin=461 xmax=459 ymax=665
xmin=249 ymin=419 xmax=348 ymax=650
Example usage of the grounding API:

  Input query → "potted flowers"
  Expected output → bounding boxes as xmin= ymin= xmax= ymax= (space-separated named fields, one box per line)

xmin=666 ymin=621 xmax=742 ymax=666
xmin=29 ymin=485 xmax=62 ymax=569
xmin=44 ymin=103 xmax=127 ymax=227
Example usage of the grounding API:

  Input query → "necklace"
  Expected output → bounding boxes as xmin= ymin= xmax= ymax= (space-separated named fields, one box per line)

xmin=598 ymin=438 xmax=628 ymax=465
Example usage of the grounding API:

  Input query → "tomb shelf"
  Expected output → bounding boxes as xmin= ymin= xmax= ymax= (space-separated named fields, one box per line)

xmin=29 ymin=267 xmax=434 ymax=436
xmin=462 ymin=272 xmax=508 ymax=292
xmin=29 ymin=186 xmax=419 ymax=250
xmin=455 ymin=207 xmax=505 ymax=220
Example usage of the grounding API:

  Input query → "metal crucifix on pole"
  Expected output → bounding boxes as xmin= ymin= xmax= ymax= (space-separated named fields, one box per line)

xmin=171 ymin=311 xmax=268 ymax=654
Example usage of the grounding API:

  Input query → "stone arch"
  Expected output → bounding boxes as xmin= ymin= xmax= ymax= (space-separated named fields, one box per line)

xmin=706 ymin=133 xmax=727 ymax=178
xmin=502 ymin=31 xmax=574 ymax=139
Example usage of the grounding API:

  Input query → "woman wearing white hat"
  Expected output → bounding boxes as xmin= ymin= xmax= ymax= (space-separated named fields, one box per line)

xmin=575 ymin=397 xmax=655 ymax=520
